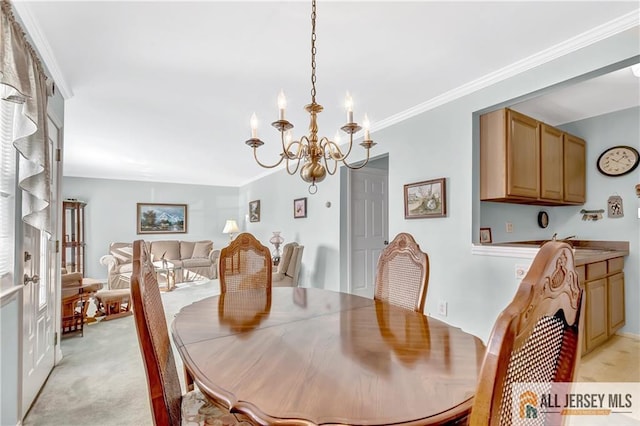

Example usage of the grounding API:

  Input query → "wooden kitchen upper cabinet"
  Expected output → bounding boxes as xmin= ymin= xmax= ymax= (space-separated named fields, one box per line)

xmin=480 ymin=108 xmax=586 ymax=206
xmin=540 ymin=123 xmax=564 ymax=201
xmin=564 ymin=133 xmax=587 ymax=203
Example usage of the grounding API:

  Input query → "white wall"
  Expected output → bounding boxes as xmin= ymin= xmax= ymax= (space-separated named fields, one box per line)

xmin=238 ymin=26 xmax=639 ymax=342
xmin=62 ymin=177 xmax=239 ymax=279
xmin=240 ymin=169 xmax=343 ymax=290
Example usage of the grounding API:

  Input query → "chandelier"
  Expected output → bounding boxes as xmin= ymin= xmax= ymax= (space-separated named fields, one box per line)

xmin=245 ymin=0 xmax=376 ymax=194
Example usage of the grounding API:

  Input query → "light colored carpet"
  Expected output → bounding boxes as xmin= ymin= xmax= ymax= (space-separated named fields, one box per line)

xmin=23 ymin=279 xmax=220 ymax=426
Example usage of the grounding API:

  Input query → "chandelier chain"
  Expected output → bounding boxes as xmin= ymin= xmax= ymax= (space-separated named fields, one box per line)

xmin=310 ymin=0 xmax=317 ymax=104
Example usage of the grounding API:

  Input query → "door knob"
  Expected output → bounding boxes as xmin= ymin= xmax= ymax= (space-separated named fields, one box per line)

xmin=24 ymin=274 xmax=40 ymax=285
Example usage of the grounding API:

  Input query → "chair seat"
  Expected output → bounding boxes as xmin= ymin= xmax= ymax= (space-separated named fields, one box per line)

xmin=182 ymin=390 xmax=252 ymax=425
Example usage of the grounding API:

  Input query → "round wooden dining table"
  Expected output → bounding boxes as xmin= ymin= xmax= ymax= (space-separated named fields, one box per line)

xmin=171 ymin=287 xmax=486 ymax=425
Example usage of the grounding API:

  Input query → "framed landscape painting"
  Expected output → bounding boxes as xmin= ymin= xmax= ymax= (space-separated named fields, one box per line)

xmin=137 ymin=203 xmax=187 ymax=234
xmin=404 ymin=178 xmax=447 ymax=219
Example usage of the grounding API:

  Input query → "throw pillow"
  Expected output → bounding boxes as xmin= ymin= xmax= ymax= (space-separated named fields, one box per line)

xmin=192 ymin=241 xmax=212 ymax=259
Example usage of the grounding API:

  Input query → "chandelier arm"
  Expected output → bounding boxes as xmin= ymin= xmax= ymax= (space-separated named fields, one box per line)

xmin=326 ymin=133 xmax=355 ymax=160
xmin=340 ymin=148 xmax=372 ymax=170
xmin=283 ymin=138 xmax=305 ymax=160
xmin=322 ymin=139 xmax=351 ymax=161
xmin=285 ymin=156 xmax=303 ymax=175
xmin=252 ymin=147 xmax=286 ymax=169
xmin=322 ymin=154 xmax=339 ymax=176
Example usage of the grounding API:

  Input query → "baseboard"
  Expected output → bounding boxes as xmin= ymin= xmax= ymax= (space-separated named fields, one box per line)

xmin=615 ymin=331 xmax=640 ymax=341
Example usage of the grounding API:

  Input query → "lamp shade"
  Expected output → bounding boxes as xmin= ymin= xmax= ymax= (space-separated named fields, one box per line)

xmin=222 ymin=219 xmax=239 ymax=234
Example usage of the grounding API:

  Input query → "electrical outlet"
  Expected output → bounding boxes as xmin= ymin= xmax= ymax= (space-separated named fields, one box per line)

xmin=506 ymin=222 xmax=513 ymax=233
xmin=438 ymin=300 xmax=448 ymax=317
xmin=515 ymin=264 xmax=529 ymax=279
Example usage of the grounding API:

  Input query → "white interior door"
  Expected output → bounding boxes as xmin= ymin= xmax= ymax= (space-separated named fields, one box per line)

xmin=349 ymin=168 xmax=388 ymax=298
xmin=21 ymin=116 xmax=58 ymax=414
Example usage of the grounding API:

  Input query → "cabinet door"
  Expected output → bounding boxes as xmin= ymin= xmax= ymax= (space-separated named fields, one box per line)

xmin=585 ymin=278 xmax=608 ymax=353
xmin=540 ymin=124 xmax=564 ymax=201
xmin=608 ymin=272 xmax=625 ymax=335
xmin=563 ymin=134 xmax=586 ymax=203
xmin=507 ymin=110 xmax=539 ymax=198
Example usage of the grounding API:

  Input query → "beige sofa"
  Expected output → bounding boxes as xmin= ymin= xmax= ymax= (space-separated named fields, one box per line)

xmin=100 ymin=240 xmax=220 ymax=289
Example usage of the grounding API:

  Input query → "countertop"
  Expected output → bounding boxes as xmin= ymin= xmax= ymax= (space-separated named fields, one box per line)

xmin=492 ymin=240 xmax=629 ymax=266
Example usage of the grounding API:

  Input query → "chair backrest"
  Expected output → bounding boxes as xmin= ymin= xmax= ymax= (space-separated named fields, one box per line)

xmin=219 ymin=232 xmax=272 ymax=293
xmin=469 ymin=241 xmax=583 ymax=426
xmin=374 ymin=233 xmax=429 ymax=312
xmin=130 ymin=240 xmax=182 ymax=426
xmin=275 ymin=242 xmax=304 ymax=286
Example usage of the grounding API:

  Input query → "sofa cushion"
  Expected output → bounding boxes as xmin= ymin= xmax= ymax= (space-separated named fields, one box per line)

xmin=192 ymin=241 xmax=212 ymax=259
xmin=180 ymin=241 xmax=196 ymax=259
xmin=150 ymin=240 xmax=180 ymax=261
xmin=62 ymin=272 xmax=83 ymax=288
xmin=182 ymin=258 xmax=211 ymax=268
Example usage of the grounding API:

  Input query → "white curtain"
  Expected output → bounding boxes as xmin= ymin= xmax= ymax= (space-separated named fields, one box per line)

xmin=1 ymin=0 xmax=52 ymax=235
xmin=0 ymin=0 xmax=52 ymax=290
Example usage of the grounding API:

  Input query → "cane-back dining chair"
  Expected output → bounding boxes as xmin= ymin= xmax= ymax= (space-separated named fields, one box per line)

xmin=469 ymin=241 xmax=583 ymax=426
xmin=130 ymin=240 xmax=251 ymax=426
xmin=374 ymin=232 xmax=429 ymax=312
xmin=219 ymin=232 xmax=272 ymax=293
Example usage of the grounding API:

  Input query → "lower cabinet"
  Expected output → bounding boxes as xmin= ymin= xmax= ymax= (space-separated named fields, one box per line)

xmin=579 ymin=257 xmax=626 ymax=355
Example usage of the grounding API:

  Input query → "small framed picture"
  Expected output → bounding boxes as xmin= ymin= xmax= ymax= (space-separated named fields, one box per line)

xmin=249 ymin=200 xmax=261 ymax=222
xmin=480 ymin=227 xmax=492 ymax=244
xmin=404 ymin=178 xmax=447 ymax=219
xmin=294 ymin=197 xmax=307 ymax=219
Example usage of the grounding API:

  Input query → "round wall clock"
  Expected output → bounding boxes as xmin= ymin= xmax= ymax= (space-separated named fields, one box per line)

xmin=596 ymin=145 xmax=639 ymax=177
xmin=537 ymin=211 xmax=549 ymax=228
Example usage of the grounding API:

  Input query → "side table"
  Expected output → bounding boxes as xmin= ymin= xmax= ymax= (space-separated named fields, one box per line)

xmin=153 ymin=261 xmax=182 ymax=291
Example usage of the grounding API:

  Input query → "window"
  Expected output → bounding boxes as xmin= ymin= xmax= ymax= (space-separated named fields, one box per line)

xmin=0 ymin=97 xmax=17 ymax=291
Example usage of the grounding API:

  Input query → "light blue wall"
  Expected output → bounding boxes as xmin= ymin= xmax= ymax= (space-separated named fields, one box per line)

xmin=238 ymin=27 xmax=640 ymax=341
xmin=481 ymin=107 xmax=640 ymax=335
xmin=62 ymin=177 xmax=239 ymax=279
xmin=241 ymin=168 xmax=342 ymax=290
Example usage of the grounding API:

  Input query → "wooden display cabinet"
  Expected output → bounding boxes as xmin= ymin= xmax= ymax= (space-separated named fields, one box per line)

xmin=62 ymin=200 xmax=86 ymax=275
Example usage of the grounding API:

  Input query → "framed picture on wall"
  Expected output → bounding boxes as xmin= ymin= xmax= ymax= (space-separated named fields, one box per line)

xmin=137 ymin=203 xmax=187 ymax=234
xmin=479 ymin=227 xmax=492 ymax=244
xmin=249 ymin=200 xmax=261 ymax=222
xmin=294 ymin=197 xmax=307 ymax=218
xmin=404 ymin=178 xmax=447 ymax=219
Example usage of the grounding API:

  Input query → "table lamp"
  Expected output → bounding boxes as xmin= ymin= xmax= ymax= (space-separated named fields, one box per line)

xmin=269 ymin=231 xmax=285 ymax=264
xmin=222 ymin=219 xmax=239 ymax=241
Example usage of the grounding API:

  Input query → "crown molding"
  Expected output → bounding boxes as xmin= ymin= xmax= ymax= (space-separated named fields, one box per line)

xmin=372 ymin=10 xmax=639 ymax=134
xmin=11 ymin=2 xmax=74 ymax=100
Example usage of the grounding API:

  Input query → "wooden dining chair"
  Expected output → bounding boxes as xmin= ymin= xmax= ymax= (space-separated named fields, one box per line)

xmin=374 ymin=232 xmax=429 ymax=312
xmin=219 ymin=232 xmax=272 ymax=293
xmin=469 ymin=241 xmax=583 ymax=426
xmin=130 ymin=240 xmax=251 ymax=426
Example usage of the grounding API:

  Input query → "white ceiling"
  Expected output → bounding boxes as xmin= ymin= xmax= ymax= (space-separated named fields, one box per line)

xmin=13 ymin=1 xmax=640 ymax=187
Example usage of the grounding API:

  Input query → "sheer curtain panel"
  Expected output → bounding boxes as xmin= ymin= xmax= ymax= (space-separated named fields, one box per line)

xmin=0 ymin=0 xmax=52 ymax=293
